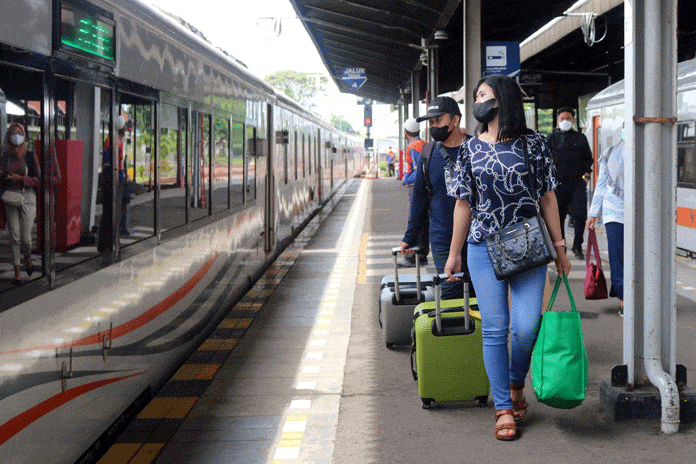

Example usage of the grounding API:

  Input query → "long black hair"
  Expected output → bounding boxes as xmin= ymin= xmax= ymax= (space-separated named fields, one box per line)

xmin=473 ymin=75 xmax=528 ymax=141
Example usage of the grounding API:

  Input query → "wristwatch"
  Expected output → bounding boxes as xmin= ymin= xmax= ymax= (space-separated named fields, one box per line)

xmin=553 ymin=239 xmax=566 ymax=248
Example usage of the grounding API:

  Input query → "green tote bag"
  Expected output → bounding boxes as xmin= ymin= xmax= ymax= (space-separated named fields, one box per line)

xmin=531 ymin=274 xmax=588 ymax=409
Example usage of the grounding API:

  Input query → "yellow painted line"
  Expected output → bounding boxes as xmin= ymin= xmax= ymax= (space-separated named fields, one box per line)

xmin=129 ymin=443 xmax=165 ymax=464
xmin=137 ymin=397 xmax=198 ymax=419
xmin=198 ymin=338 xmax=238 ymax=351
xmin=278 ymin=439 xmax=302 ymax=447
xmin=232 ymin=302 xmax=264 ymax=311
xmin=264 ymin=268 xmax=281 ymax=275
xmin=171 ymin=364 xmax=221 ymax=380
xmin=358 ymin=233 xmax=369 ymax=284
xmin=217 ymin=318 xmax=253 ymax=329
xmin=96 ymin=443 xmax=140 ymax=463
xmin=247 ymin=289 xmax=274 ymax=298
xmin=281 ymin=432 xmax=304 ymax=440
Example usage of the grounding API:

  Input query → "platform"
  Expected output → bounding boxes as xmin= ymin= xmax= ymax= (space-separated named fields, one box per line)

xmin=97 ymin=177 xmax=696 ymax=464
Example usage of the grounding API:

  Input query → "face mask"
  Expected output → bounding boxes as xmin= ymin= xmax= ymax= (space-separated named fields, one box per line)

xmin=430 ymin=125 xmax=453 ymax=142
xmin=473 ymin=99 xmax=498 ymax=124
xmin=9 ymin=134 xmax=24 ymax=146
xmin=559 ymin=120 xmax=573 ymax=132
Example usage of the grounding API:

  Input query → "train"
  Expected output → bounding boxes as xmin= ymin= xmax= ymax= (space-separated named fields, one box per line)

xmin=585 ymin=57 xmax=696 ymax=256
xmin=0 ymin=0 xmax=364 ymax=463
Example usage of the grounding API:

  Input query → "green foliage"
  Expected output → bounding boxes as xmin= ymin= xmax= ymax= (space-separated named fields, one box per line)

xmin=330 ymin=114 xmax=357 ymax=134
xmin=264 ymin=70 xmax=328 ymax=107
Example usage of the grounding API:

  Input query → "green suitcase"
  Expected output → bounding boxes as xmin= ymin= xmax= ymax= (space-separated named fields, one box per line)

xmin=410 ymin=273 xmax=489 ymax=408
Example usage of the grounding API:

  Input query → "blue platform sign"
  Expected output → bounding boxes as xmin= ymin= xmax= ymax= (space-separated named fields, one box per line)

xmin=482 ymin=42 xmax=520 ymax=77
xmin=342 ymin=67 xmax=367 ymax=91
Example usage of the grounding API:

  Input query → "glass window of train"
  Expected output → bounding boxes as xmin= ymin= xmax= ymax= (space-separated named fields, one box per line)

xmin=231 ymin=120 xmax=244 ymax=207
xmin=159 ymin=104 xmax=186 ymax=230
xmin=0 ymin=64 xmax=47 ymax=290
xmin=256 ymin=125 xmax=268 ymax=201
xmin=246 ymin=125 xmax=257 ymax=201
xmin=302 ymin=133 xmax=306 ymax=178
xmin=678 ymin=121 xmax=696 ymax=186
xmin=190 ymin=112 xmax=211 ymax=221
xmin=212 ymin=117 xmax=230 ymax=214
xmin=118 ymin=98 xmax=155 ymax=245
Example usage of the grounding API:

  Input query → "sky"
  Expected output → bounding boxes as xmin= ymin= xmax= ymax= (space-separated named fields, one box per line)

xmin=147 ymin=0 xmax=401 ymax=142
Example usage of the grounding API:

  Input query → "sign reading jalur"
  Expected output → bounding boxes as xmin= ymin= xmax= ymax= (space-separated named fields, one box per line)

xmin=342 ymin=67 xmax=367 ymax=91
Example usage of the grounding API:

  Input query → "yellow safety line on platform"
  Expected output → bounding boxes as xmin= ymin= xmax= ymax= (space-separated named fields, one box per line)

xmin=358 ymin=233 xmax=369 ymax=284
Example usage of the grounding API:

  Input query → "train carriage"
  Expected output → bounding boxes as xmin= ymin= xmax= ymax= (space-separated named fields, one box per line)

xmin=0 ymin=1 xmax=363 ymax=463
xmin=585 ymin=57 xmax=696 ymax=256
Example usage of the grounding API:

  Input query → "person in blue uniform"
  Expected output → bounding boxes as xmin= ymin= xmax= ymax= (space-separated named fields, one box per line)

xmin=400 ymin=96 xmax=471 ymax=299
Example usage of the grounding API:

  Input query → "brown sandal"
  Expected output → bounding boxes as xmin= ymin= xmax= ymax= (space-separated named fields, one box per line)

xmin=494 ymin=409 xmax=517 ymax=441
xmin=510 ymin=384 xmax=528 ymax=421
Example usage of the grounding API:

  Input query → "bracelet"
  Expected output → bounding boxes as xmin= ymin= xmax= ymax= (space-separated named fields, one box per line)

xmin=553 ymin=239 xmax=565 ymax=248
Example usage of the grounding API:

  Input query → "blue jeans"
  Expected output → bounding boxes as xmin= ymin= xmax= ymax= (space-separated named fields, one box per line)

xmin=467 ymin=241 xmax=546 ymax=411
xmin=605 ymin=222 xmax=624 ymax=300
xmin=431 ymin=241 xmax=461 ymax=300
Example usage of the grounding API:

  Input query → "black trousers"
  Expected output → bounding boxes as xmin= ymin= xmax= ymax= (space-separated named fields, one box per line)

xmin=555 ymin=181 xmax=587 ymax=252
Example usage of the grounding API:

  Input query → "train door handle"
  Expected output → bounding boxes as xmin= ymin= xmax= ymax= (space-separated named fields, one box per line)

xmin=102 ymin=322 xmax=113 ymax=362
xmin=60 ymin=347 xmax=73 ymax=392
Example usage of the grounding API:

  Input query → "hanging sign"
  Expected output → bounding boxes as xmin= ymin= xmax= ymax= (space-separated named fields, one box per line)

xmin=482 ymin=42 xmax=520 ymax=77
xmin=342 ymin=67 xmax=367 ymax=91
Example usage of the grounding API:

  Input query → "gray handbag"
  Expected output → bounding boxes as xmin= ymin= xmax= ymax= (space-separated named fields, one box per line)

xmin=484 ymin=136 xmax=556 ymax=280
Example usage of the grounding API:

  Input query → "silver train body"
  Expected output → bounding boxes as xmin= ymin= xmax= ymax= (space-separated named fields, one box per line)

xmin=0 ymin=1 xmax=364 ymax=463
xmin=585 ymin=57 xmax=696 ymax=255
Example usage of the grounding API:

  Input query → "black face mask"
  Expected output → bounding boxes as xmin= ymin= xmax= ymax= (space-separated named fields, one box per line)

xmin=473 ymin=99 xmax=498 ymax=124
xmin=430 ymin=125 xmax=453 ymax=142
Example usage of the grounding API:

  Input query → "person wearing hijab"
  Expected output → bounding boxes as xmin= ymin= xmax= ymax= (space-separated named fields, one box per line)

xmin=1 ymin=123 xmax=41 ymax=284
xmin=586 ymin=130 xmax=625 ymax=315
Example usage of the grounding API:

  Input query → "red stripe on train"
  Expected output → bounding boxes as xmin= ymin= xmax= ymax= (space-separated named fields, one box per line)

xmin=2 ymin=252 xmax=219 ymax=355
xmin=0 ymin=372 xmax=144 ymax=446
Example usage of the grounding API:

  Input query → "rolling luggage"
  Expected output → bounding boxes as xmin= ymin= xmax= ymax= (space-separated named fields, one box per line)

xmin=380 ymin=246 xmax=434 ymax=290
xmin=379 ymin=247 xmax=435 ymax=349
xmin=410 ymin=273 xmax=489 ymax=408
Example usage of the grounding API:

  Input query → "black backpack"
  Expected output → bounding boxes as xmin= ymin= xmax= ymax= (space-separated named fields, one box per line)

xmin=420 ymin=141 xmax=455 ymax=199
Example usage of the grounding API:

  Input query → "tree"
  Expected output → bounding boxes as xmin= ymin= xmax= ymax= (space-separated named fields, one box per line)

xmin=264 ymin=70 xmax=328 ymax=107
xmin=330 ymin=114 xmax=357 ymax=135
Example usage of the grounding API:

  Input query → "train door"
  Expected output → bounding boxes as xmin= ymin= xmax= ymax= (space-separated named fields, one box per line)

xmin=116 ymin=92 xmax=156 ymax=248
xmin=0 ymin=63 xmax=47 ymax=292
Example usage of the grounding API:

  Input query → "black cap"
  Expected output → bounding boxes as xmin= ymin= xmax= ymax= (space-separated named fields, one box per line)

xmin=416 ymin=96 xmax=462 ymax=122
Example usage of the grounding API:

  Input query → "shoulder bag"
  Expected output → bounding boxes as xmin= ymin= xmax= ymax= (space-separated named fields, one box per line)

xmin=531 ymin=274 xmax=588 ymax=409
xmin=1 ymin=163 xmax=27 ymax=208
xmin=584 ymin=229 xmax=608 ymax=299
xmin=483 ymin=136 xmax=556 ymax=280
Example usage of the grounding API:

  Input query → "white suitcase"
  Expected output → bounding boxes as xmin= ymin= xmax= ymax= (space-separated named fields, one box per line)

xmin=379 ymin=247 xmax=435 ymax=349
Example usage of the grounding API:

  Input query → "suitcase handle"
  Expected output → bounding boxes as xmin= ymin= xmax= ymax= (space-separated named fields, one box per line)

xmin=391 ymin=246 xmax=422 ymax=302
xmin=432 ymin=273 xmax=470 ymax=334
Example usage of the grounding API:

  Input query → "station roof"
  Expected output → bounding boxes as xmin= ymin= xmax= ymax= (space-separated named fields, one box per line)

xmin=290 ymin=0 xmax=696 ymax=105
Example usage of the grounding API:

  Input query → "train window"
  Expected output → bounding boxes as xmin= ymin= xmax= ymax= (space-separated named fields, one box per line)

xmin=678 ymin=121 xmax=696 ymax=187
xmin=212 ymin=116 xmax=230 ymax=213
xmin=159 ymin=104 xmax=187 ymax=230
xmin=302 ymin=133 xmax=306 ymax=178
xmin=246 ymin=125 xmax=256 ymax=201
xmin=231 ymin=121 xmax=244 ymax=207
xmin=119 ymin=98 xmax=155 ymax=245
xmin=190 ymin=112 xmax=211 ymax=221
xmin=294 ymin=130 xmax=299 ymax=180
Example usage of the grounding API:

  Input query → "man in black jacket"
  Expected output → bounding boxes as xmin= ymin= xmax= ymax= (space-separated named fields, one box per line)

xmin=548 ymin=107 xmax=593 ymax=260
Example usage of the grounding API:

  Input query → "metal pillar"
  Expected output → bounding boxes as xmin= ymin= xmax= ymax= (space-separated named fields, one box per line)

xmin=462 ymin=0 xmax=481 ymax=133
xmin=398 ymin=96 xmax=404 ymax=179
xmin=429 ymin=43 xmax=439 ymax=98
xmin=625 ymin=0 xmax=679 ymax=434
xmin=411 ymin=71 xmax=420 ymax=119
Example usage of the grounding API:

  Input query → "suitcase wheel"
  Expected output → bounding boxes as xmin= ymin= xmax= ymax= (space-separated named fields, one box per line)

xmin=386 ymin=343 xmax=394 ymax=349
xmin=421 ymin=398 xmax=434 ymax=409
xmin=476 ymin=395 xmax=489 ymax=407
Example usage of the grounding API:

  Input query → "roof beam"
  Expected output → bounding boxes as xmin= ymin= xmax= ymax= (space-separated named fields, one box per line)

xmin=303 ymin=4 xmax=421 ymax=39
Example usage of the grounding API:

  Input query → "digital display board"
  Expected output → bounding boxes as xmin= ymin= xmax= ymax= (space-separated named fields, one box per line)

xmin=60 ymin=2 xmax=115 ymax=62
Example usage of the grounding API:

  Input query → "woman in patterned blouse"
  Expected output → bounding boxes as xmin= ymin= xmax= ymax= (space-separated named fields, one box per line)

xmin=444 ymin=75 xmax=570 ymax=441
